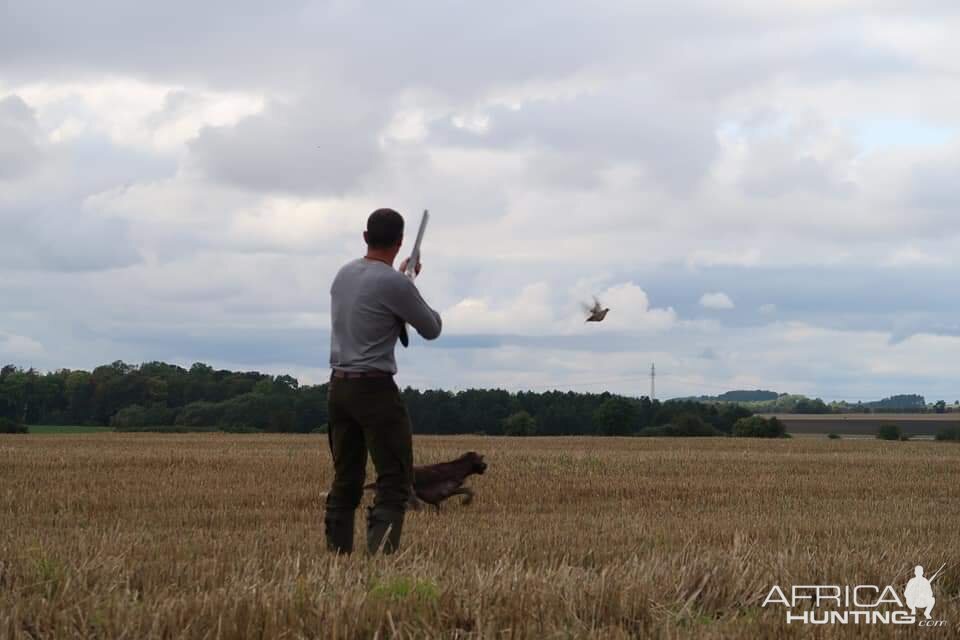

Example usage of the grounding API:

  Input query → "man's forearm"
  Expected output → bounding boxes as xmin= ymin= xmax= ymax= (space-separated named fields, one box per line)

xmin=408 ymin=306 xmax=442 ymax=340
xmin=388 ymin=281 xmax=442 ymax=340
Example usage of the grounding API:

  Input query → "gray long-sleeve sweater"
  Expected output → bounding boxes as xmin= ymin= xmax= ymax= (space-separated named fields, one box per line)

xmin=329 ymin=258 xmax=442 ymax=374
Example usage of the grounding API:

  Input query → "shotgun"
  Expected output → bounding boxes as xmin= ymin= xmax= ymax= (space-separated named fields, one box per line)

xmin=399 ymin=209 xmax=429 ymax=348
xmin=403 ymin=209 xmax=429 ymax=280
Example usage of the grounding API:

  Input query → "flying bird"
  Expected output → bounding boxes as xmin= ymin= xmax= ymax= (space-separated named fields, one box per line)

xmin=583 ymin=296 xmax=609 ymax=322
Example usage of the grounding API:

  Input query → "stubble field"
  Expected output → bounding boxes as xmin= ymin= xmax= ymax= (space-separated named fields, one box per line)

xmin=1 ymin=434 xmax=958 ymax=639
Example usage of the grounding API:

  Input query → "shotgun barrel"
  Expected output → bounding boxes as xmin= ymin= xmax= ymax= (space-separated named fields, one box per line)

xmin=404 ymin=209 xmax=429 ymax=280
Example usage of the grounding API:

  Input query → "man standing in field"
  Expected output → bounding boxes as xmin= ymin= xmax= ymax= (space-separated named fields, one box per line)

xmin=324 ymin=208 xmax=442 ymax=554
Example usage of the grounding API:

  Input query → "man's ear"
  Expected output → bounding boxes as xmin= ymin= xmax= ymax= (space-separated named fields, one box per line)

xmin=363 ymin=230 xmax=369 ymax=244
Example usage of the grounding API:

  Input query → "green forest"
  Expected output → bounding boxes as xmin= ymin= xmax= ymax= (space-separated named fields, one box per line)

xmin=685 ymin=391 xmax=952 ymax=414
xmin=0 ymin=361 xmax=760 ymax=436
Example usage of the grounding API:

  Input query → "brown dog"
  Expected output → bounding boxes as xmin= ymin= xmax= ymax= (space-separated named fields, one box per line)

xmin=365 ymin=451 xmax=487 ymax=511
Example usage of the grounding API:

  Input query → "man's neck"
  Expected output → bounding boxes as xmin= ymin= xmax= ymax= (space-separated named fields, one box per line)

xmin=364 ymin=252 xmax=395 ymax=267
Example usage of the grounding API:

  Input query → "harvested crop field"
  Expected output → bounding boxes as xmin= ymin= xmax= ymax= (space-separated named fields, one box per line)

xmin=1 ymin=434 xmax=958 ymax=638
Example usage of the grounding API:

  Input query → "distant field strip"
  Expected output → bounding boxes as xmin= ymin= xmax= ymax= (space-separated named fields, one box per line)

xmin=761 ymin=413 xmax=960 ymax=436
xmin=1 ymin=434 xmax=958 ymax=638
xmin=26 ymin=425 xmax=114 ymax=434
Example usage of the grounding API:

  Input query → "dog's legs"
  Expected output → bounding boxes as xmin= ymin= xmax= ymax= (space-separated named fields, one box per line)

xmin=407 ymin=485 xmax=425 ymax=512
xmin=450 ymin=487 xmax=474 ymax=505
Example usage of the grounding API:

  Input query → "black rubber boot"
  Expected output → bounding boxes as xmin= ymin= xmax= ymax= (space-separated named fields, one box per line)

xmin=324 ymin=512 xmax=355 ymax=554
xmin=366 ymin=506 xmax=405 ymax=555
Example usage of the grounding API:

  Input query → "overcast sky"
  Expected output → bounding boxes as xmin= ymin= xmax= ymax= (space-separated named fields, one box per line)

xmin=2 ymin=1 xmax=960 ymax=401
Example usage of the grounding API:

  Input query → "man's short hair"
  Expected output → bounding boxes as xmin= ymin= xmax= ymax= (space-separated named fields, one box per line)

xmin=366 ymin=208 xmax=404 ymax=249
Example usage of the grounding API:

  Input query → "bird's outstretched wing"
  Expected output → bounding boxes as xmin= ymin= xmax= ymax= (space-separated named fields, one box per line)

xmin=583 ymin=295 xmax=607 ymax=321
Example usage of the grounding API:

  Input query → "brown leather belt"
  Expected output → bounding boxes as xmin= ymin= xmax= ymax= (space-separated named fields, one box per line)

xmin=331 ymin=369 xmax=393 ymax=379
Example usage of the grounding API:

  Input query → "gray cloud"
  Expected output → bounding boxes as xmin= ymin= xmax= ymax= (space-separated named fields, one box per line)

xmin=188 ymin=94 xmax=389 ymax=195
xmin=429 ymin=89 xmax=719 ymax=193
xmin=1 ymin=2 xmax=921 ymax=84
xmin=735 ymin=114 xmax=858 ymax=198
xmin=906 ymin=152 xmax=960 ymax=213
xmin=0 ymin=205 xmax=140 ymax=272
xmin=0 ymin=122 xmax=167 ymax=272
xmin=0 ymin=1 xmax=311 ymax=87
xmin=0 ymin=95 xmax=43 ymax=180
xmin=741 ymin=153 xmax=857 ymax=198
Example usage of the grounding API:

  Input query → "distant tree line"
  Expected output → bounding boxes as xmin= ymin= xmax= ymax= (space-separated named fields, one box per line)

xmin=401 ymin=390 xmax=756 ymax=436
xmin=684 ymin=389 xmax=779 ymax=403
xmin=0 ymin=362 xmax=325 ymax=433
xmin=688 ymin=390 xmax=956 ymax=415
xmin=3 ymin=362 xmax=953 ymax=435
xmin=0 ymin=361 xmax=770 ymax=436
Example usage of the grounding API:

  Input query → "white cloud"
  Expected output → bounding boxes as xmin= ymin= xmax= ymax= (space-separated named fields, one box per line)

xmin=0 ymin=94 xmax=43 ymax=180
xmin=441 ymin=281 xmax=676 ymax=336
xmin=14 ymin=78 xmax=264 ymax=153
xmin=885 ymin=246 xmax=951 ymax=267
xmin=581 ymin=282 xmax=677 ymax=332
xmin=700 ymin=292 xmax=736 ymax=310
xmin=0 ymin=331 xmax=45 ymax=359
xmin=443 ymin=282 xmax=555 ymax=334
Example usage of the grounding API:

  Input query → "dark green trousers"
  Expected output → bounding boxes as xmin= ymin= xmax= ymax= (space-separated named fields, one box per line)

xmin=324 ymin=375 xmax=413 ymax=554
